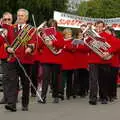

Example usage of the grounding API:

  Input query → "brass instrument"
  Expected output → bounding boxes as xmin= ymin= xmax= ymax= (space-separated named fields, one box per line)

xmin=37 ymin=21 xmax=47 ymax=30
xmin=11 ymin=24 xmax=36 ymax=51
xmin=83 ymin=26 xmax=113 ymax=60
xmin=38 ymin=27 xmax=62 ymax=55
xmin=7 ymin=24 xmax=36 ymax=61
xmin=0 ymin=28 xmax=7 ymax=38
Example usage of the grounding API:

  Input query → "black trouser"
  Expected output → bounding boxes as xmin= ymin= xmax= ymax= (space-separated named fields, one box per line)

xmin=108 ymin=67 xmax=118 ymax=98
xmin=16 ymin=63 xmax=32 ymax=107
xmin=1 ymin=60 xmax=18 ymax=105
xmin=73 ymin=69 xmax=89 ymax=96
xmin=41 ymin=63 xmax=61 ymax=99
xmin=62 ymin=70 xmax=74 ymax=98
xmin=89 ymin=64 xmax=111 ymax=101
xmin=30 ymin=62 xmax=39 ymax=96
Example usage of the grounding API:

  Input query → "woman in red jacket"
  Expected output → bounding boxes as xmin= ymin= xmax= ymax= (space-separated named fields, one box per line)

xmin=72 ymin=29 xmax=89 ymax=98
xmin=36 ymin=19 xmax=64 ymax=103
xmin=60 ymin=28 xmax=75 ymax=100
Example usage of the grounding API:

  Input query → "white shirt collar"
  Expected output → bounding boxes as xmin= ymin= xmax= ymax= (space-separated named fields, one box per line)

xmin=18 ymin=24 xmax=26 ymax=29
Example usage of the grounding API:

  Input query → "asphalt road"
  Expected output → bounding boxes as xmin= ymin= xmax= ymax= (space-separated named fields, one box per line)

xmin=0 ymin=88 xmax=120 ymax=120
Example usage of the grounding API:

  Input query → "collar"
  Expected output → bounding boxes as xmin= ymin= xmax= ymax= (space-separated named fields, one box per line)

xmin=18 ymin=24 xmax=26 ymax=29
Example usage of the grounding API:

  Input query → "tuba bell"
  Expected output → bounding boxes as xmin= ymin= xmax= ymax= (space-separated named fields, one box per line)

xmin=83 ymin=26 xmax=113 ymax=60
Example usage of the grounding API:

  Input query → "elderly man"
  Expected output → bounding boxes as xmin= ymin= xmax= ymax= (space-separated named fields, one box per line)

xmin=0 ymin=12 xmax=13 ymax=105
xmin=1 ymin=9 xmax=36 ymax=112
xmin=12 ymin=8 xmax=36 ymax=111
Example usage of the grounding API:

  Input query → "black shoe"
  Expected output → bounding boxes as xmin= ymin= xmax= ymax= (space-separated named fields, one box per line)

xmin=80 ymin=94 xmax=86 ymax=98
xmin=58 ymin=95 xmax=64 ymax=101
xmin=113 ymin=96 xmax=117 ymax=100
xmin=89 ymin=100 xmax=97 ymax=105
xmin=79 ymin=92 xmax=86 ymax=98
xmin=108 ymin=97 xmax=114 ymax=102
xmin=22 ymin=106 xmax=28 ymax=111
xmin=0 ymin=98 xmax=6 ymax=104
xmin=31 ymin=94 xmax=36 ymax=97
xmin=73 ymin=95 xmax=76 ymax=99
xmin=38 ymin=98 xmax=46 ymax=104
xmin=5 ymin=104 xmax=16 ymax=112
xmin=66 ymin=95 xmax=70 ymax=100
xmin=53 ymin=98 xmax=59 ymax=103
xmin=109 ymin=98 xmax=114 ymax=102
xmin=98 ymin=97 xmax=102 ymax=102
xmin=101 ymin=99 xmax=108 ymax=104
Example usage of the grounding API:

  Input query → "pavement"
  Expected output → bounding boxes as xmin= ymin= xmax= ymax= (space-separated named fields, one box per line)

xmin=0 ymin=88 xmax=120 ymax=120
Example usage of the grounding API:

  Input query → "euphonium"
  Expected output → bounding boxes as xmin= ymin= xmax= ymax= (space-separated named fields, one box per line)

xmin=38 ymin=26 xmax=62 ymax=55
xmin=83 ymin=26 xmax=113 ymax=60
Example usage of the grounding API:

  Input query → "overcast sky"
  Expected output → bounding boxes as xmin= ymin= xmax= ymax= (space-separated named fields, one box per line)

xmin=68 ymin=0 xmax=86 ymax=11
xmin=69 ymin=0 xmax=88 ymax=3
xmin=69 ymin=0 xmax=80 ymax=3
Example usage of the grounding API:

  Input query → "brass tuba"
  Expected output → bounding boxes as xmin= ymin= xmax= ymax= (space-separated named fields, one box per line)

xmin=83 ymin=26 xmax=113 ymax=60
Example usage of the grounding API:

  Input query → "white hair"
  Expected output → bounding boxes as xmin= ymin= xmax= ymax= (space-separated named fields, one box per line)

xmin=17 ymin=8 xmax=29 ymax=17
xmin=2 ymin=12 xmax=12 ymax=18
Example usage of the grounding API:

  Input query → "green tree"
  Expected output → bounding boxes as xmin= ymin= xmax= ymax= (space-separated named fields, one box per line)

xmin=76 ymin=0 xmax=120 ymax=37
xmin=0 ymin=0 xmax=68 ymax=25
xmin=77 ymin=0 xmax=120 ymax=18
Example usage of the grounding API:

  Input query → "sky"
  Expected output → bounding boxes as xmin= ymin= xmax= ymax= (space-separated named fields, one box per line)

xmin=69 ymin=0 xmax=81 ymax=4
xmin=68 ymin=0 xmax=83 ymax=11
xmin=69 ymin=0 xmax=88 ymax=3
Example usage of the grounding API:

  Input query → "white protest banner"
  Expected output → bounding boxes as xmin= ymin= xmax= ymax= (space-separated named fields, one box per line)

xmin=54 ymin=11 xmax=120 ymax=30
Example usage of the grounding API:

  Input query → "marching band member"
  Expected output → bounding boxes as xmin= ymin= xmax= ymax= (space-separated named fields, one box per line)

xmin=14 ymin=8 xmax=36 ymax=111
xmin=88 ymin=20 xmax=120 ymax=105
xmin=0 ymin=12 xmax=13 ymax=26
xmin=30 ymin=60 xmax=39 ymax=97
xmin=60 ymin=28 xmax=75 ymax=100
xmin=72 ymin=29 xmax=89 ymax=98
xmin=36 ymin=19 xmax=64 ymax=103
xmin=0 ymin=12 xmax=19 ymax=112
xmin=2 ymin=8 xmax=36 ymax=111
xmin=105 ymin=26 xmax=120 ymax=101
xmin=0 ymin=12 xmax=13 ymax=104
xmin=59 ymin=28 xmax=89 ymax=99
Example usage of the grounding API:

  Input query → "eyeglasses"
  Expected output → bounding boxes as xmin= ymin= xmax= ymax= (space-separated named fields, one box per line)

xmin=3 ymin=18 xmax=11 ymax=21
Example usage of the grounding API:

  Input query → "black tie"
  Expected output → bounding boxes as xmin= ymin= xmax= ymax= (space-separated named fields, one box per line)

xmin=19 ymin=25 xmax=22 ymax=31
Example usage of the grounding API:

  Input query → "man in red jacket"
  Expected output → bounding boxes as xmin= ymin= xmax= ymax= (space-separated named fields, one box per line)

xmin=88 ymin=20 xmax=120 ymax=105
xmin=2 ymin=8 xmax=36 ymax=112
xmin=0 ymin=12 xmax=13 ymax=104
xmin=0 ymin=13 xmax=19 ymax=111
xmin=14 ymin=8 xmax=36 ymax=111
